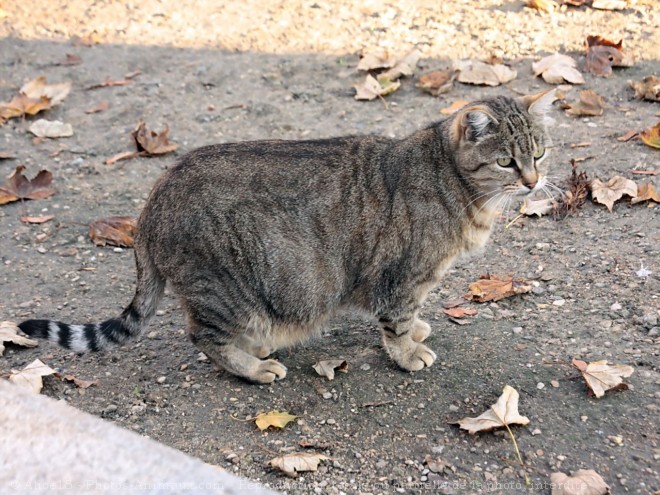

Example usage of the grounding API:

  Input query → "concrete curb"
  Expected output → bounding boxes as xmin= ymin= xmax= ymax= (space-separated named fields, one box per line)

xmin=0 ymin=381 xmax=278 ymax=495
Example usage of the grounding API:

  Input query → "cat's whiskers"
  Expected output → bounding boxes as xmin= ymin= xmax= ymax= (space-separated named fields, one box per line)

xmin=460 ymin=189 xmax=500 ymax=216
xmin=472 ymin=191 xmax=505 ymax=222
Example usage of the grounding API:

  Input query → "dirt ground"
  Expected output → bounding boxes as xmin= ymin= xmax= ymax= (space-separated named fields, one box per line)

xmin=1 ymin=1 xmax=659 ymax=494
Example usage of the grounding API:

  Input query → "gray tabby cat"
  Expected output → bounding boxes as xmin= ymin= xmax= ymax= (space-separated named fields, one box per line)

xmin=19 ymin=91 xmax=556 ymax=384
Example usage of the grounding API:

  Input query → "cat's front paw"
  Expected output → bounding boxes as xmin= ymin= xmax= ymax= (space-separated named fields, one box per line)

xmin=398 ymin=342 xmax=437 ymax=371
xmin=249 ymin=359 xmax=287 ymax=384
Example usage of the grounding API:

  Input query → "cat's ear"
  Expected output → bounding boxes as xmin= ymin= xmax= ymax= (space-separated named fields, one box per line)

xmin=519 ymin=89 xmax=557 ymax=123
xmin=455 ymin=106 xmax=498 ymax=143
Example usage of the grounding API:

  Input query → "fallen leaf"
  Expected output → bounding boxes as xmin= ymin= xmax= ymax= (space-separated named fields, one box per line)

xmin=354 ymin=74 xmax=400 ymax=100
xmin=312 ymin=359 xmax=348 ymax=380
xmin=590 ymin=176 xmax=637 ymax=212
xmin=629 ymin=76 xmax=660 ymax=102
xmin=465 ymin=275 xmax=532 ymax=303
xmin=0 ymin=151 xmax=15 ymax=159
xmin=532 ymin=54 xmax=584 ymax=85
xmin=564 ymin=90 xmax=605 ymax=116
xmin=454 ymin=59 xmax=517 ymax=86
xmin=551 ymin=469 xmax=610 ymax=495
xmin=521 ymin=197 xmax=557 ymax=217
xmin=105 ymin=151 xmax=139 ymax=165
xmin=443 ymin=307 xmax=477 ymax=318
xmin=585 ymin=36 xmax=633 ymax=77
xmin=8 ymin=358 xmax=56 ymax=393
xmin=71 ymin=32 xmax=102 ymax=46
xmin=0 ymin=94 xmax=52 ymax=123
xmin=379 ymin=48 xmax=422 ymax=81
xmin=572 ymin=359 xmax=634 ymax=398
xmin=86 ymin=78 xmax=132 ymax=90
xmin=591 ymin=0 xmax=628 ymax=9
xmin=639 ymin=122 xmax=660 ymax=149
xmin=62 ymin=374 xmax=98 ymax=389
xmin=526 ymin=0 xmax=556 ymax=13
xmin=20 ymin=76 xmax=71 ymax=106
xmin=0 ymin=321 xmax=39 ymax=355
xmin=89 ymin=216 xmax=137 ymax=247
xmin=132 ymin=120 xmax=179 ymax=155
xmin=417 ymin=69 xmax=457 ymax=96
xmin=357 ymin=50 xmax=397 ymax=72
xmin=631 ymin=183 xmax=660 ymax=204
xmin=424 ymin=455 xmax=448 ymax=473
xmin=20 ymin=215 xmax=54 ymax=224
xmin=631 ymin=169 xmax=660 ymax=176
xmin=29 ymin=119 xmax=74 ymax=138
xmin=440 ymin=100 xmax=469 ymax=115
xmin=0 ymin=165 xmax=56 ymax=206
xmin=616 ymin=130 xmax=638 ymax=142
xmin=554 ymin=160 xmax=590 ymax=217
xmin=452 ymin=385 xmax=530 ymax=434
xmin=254 ymin=410 xmax=297 ymax=431
xmin=560 ymin=0 xmax=590 ymax=5
xmin=268 ymin=452 xmax=329 ymax=478
xmin=85 ymin=100 xmax=110 ymax=114
xmin=59 ymin=53 xmax=82 ymax=66
xmin=124 ymin=70 xmax=142 ymax=80
xmin=441 ymin=297 xmax=466 ymax=309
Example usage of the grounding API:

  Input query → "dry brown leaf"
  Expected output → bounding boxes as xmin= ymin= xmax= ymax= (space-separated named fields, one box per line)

xmin=572 ymin=359 xmax=634 ymax=398
xmin=521 ymin=197 xmax=557 ymax=217
xmin=440 ymin=100 xmax=469 ymax=115
xmin=20 ymin=215 xmax=54 ymax=224
xmin=20 ymin=76 xmax=71 ymax=106
xmin=465 ymin=275 xmax=532 ymax=303
xmin=532 ymin=54 xmax=584 ymax=85
xmin=452 ymin=385 xmax=530 ymax=434
xmin=254 ymin=410 xmax=297 ymax=431
xmin=631 ymin=169 xmax=660 ymax=176
xmin=132 ymin=120 xmax=179 ymax=155
xmin=59 ymin=53 xmax=82 ymax=66
xmin=564 ymin=90 xmax=605 ymax=116
xmin=354 ymin=74 xmax=400 ymax=101
xmin=379 ymin=48 xmax=422 ymax=81
xmin=105 ymin=151 xmax=139 ymax=165
xmin=561 ymin=0 xmax=590 ymax=6
xmin=86 ymin=78 xmax=132 ymax=90
xmin=554 ymin=160 xmax=590 ymax=217
xmin=0 ymin=165 xmax=56 ymax=206
xmin=639 ymin=122 xmax=660 ymax=149
xmin=0 ymin=94 xmax=52 ymax=123
xmin=312 ymin=359 xmax=348 ymax=380
xmin=417 ymin=69 xmax=457 ymax=96
xmin=454 ymin=59 xmax=517 ymax=86
xmin=85 ymin=100 xmax=110 ymax=114
xmin=526 ymin=0 xmax=556 ymax=13
xmin=590 ymin=176 xmax=637 ymax=212
xmin=89 ymin=216 xmax=137 ymax=247
xmin=8 ymin=358 xmax=56 ymax=393
xmin=357 ymin=50 xmax=397 ymax=72
xmin=0 ymin=151 xmax=15 ymax=160
xmin=29 ymin=119 xmax=74 ymax=138
xmin=424 ymin=455 xmax=448 ymax=473
xmin=441 ymin=297 xmax=466 ymax=309
xmin=268 ymin=452 xmax=330 ymax=478
xmin=631 ymin=183 xmax=660 ymax=205
xmin=616 ymin=130 xmax=638 ymax=142
xmin=551 ymin=470 xmax=610 ymax=495
xmin=62 ymin=374 xmax=98 ymax=389
xmin=591 ymin=0 xmax=627 ymax=9
xmin=629 ymin=76 xmax=660 ymax=102
xmin=442 ymin=307 xmax=477 ymax=318
xmin=0 ymin=321 xmax=38 ymax=355
xmin=585 ymin=36 xmax=633 ymax=77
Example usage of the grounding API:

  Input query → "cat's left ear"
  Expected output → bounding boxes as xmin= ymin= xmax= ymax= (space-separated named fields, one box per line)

xmin=519 ymin=89 xmax=557 ymax=124
xmin=454 ymin=105 xmax=499 ymax=144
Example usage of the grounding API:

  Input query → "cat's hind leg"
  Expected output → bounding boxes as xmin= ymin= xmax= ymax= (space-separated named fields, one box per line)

xmin=378 ymin=316 xmax=436 ymax=371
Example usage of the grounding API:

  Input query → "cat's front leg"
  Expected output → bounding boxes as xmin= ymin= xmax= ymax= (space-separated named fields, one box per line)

xmin=378 ymin=316 xmax=436 ymax=371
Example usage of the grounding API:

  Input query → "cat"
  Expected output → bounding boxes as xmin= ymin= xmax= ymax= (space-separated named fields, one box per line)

xmin=18 ymin=90 xmax=556 ymax=384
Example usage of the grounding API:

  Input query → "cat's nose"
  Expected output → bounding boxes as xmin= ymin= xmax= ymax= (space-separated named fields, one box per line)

xmin=524 ymin=181 xmax=537 ymax=190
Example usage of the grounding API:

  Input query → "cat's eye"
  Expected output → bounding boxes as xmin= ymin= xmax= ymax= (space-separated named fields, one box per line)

xmin=496 ymin=157 xmax=514 ymax=167
xmin=533 ymin=146 xmax=545 ymax=159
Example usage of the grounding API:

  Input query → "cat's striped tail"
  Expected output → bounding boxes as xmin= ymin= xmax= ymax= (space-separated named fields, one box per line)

xmin=18 ymin=252 xmax=165 ymax=353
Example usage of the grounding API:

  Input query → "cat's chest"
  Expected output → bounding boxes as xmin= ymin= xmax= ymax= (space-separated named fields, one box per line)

xmin=461 ymin=222 xmax=495 ymax=254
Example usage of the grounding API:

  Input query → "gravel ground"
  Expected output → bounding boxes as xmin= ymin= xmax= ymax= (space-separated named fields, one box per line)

xmin=1 ymin=1 xmax=658 ymax=494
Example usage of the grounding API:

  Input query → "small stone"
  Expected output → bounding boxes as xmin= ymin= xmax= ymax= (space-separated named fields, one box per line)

xmin=197 ymin=352 xmax=208 ymax=362
xmin=552 ymin=299 xmax=565 ymax=306
xmin=180 ymin=363 xmax=188 ymax=371
xmin=581 ymin=416 xmax=588 ymax=422
xmin=326 ymin=418 xmax=336 ymax=425
xmin=322 ymin=392 xmax=332 ymax=399
xmin=537 ymin=382 xmax=545 ymax=390
xmin=610 ymin=302 xmax=622 ymax=311
xmin=103 ymin=404 xmax=118 ymax=414
xmin=512 ymin=327 xmax=523 ymax=335
xmin=376 ymin=459 xmax=388 ymax=469
xmin=557 ymin=455 xmax=566 ymax=461
xmin=608 ymin=435 xmax=623 ymax=445
xmin=449 ymin=404 xmax=459 ymax=412
xmin=113 ymin=247 xmax=124 ymax=253
xmin=550 ymin=380 xmax=560 ymax=388
xmin=648 ymin=327 xmax=659 ymax=337
xmin=37 ymin=246 xmax=47 ymax=254
xmin=360 ymin=363 xmax=371 ymax=371
xmin=531 ymin=428 xmax=541 ymax=436
xmin=147 ymin=331 xmax=158 ymax=339
xmin=417 ymin=403 xmax=425 ymax=409
xmin=157 ymin=376 xmax=166 ymax=384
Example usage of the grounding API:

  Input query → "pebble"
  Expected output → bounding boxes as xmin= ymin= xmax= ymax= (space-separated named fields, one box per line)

xmin=532 ymin=428 xmax=541 ymax=436
xmin=449 ymin=404 xmax=459 ymax=412
xmin=326 ymin=419 xmax=336 ymax=425
xmin=157 ymin=376 xmax=167 ymax=384
xmin=512 ymin=327 xmax=523 ymax=335
xmin=537 ymin=382 xmax=545 ymax=390
xmin=197 ymin=352 xmax=208 ymax=362
xmin=649 ymin=327 xmax=659 ymax=337
xmin=37 ymin=246 xmax=47 ymax=254
xmin=550 ymin=380 xmax=560 ymax=388
xmin=557 ymin=455 xmax=566 ymax=461
xmin=322 ymin=392 xmax=333 ymax=399
xmin=103 ymin=404 xmax=118 ymax=414
xmin=552 ymin=299 xmax=565 ymax=306
xmin=581 ymin=416 xmax=588 ymax=422
xmin=360 ymin=363 xmax=371 ymax=371
xmin=375 ymin=459 xmax=388 ymax=469
xmin=113 ymin=247 xmax=124 ymax=253
xmin=610 ymin=302 xmax=622 ymax=311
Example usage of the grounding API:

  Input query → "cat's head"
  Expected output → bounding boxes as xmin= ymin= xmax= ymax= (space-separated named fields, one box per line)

xmin=450 ymin=91 xmax=556 ymax=199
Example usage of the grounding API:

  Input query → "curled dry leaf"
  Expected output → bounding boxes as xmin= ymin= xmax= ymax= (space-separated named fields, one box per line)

xmin=585 ymin=36 xmax=633 ymax=77
xmin=354 ymin=74 xmax=400 ymax=101
xmin=8 ymin=358 xmax=56 ymax=393
xmin=0 ymin=95 xmax=52 ymax=123
xmin=629 ymin=76 xmax=660 ymax=102
xmin=268 ymin=452 xmax=330 ymax=478
xmin=20 ymin=76 xmax=71 ymax=106
xmin=454 ymin=59 xmax=517 ymax=86
xmin=521 ymin=196 xmax=557 ymax=217
xmin=440 ymin=100 xmax=469 ymax=115
xmin=442 ymin=307 xmax=477 ymax=318
xmin=379 ymin=48 xmax=422 ymax=81
xmin=0 ymin=321 xmax=38 ymax=356
xmin=254 ymin=410 xmax=297 ymax=431
xmin=0 ymin=151 xmax=15 ymax=160
xmin=590 ymin=176 xmax=637 ymax=212
xmin=357 ymin=50 xmax=398 ymax=72
xmin=572 ymin=359 xmax=634 ymax=398
xmin=417 ymin=69 xmax=457 ymax=96
xmin=85 ymin=100 xmax=110 ymax=114
xmin=639 ymin=122 xmax=660 ymax=149
xmin=62 ymin=374 xmax=98 ymax=389
xmin=564 ymin=90 xmax=605 ymax=116
xmin=0 ymin=165 xmax=56 ymax=206
xmin=89 ymin=216 xmax=137 ymax=247
xmin=551 ymin=469 xmax=610 ymax=495
xmin=132 ymin=120 xmax=179 ymax=155
xmin=29 ymin=119 xmax=74 ymax=138
xmin=105 ymin=151 xmax=139 ymax=165
xmin=86 ymin=78 xmax=132 ymax=90
xmin=465 ymin=274 xmax=532 ymax=303
xmin=312 ymin=359 xmax=348 ymax=380
xmin=526 ymin=0 xmax=556 ymax=13
xmin=532 ymin=54 xmax=584 ymax=85
xmin=20 ymin=215 xmax=54 ymax=224
xmin=452 ymin=385 xmax=530 ymax=434
xmin=424 ymin=455 xmax=448 ymax=474
xmin=631 ymin=183 xmax=660 ymax=205
xmin=554 ymin=160 xmax=590 ymax=217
